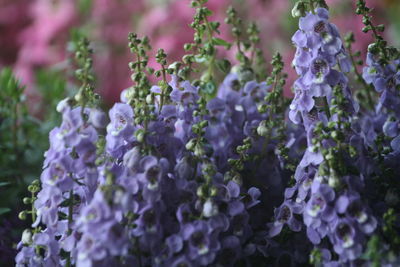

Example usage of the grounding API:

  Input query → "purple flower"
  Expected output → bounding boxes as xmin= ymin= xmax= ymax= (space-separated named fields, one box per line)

xmin=335 ymin=192 xmax=377 ymax=234
xmin=89 ymin=108 xmax=108 ymax=129
xmin=137 ymin=156 xmax=168 ymax=193
xmin=169 ymin=76 xmax=199 ymax=105
xmin=41 ymin=155 xmax=74 ymax=190
xmin=330 ymin=219 xmax=362 ymax=261
xmin=106 ymin=103 xmax=135 ymax=157
xmin=304 ymin=182 xmax=335 ymax=220
xmin=182 ymin=220 xmax=220 ymax=265
xmin=33 ymin=186 xmax=63 ymax=229
xmin=15 ymin=246 xmax=41 ymax=267
xmin=268 ymin=200 xmax=302 ymax=237
xmin=296 ymin=8 xmax=342 ymax=56
xmin=123 ymin=147 xmax=141 ymax=172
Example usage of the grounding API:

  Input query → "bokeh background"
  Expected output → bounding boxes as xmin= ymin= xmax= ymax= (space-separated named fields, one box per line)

xmin=1 ymin=0 xmax=399 ymax=109
xmin=0 ymin=0 xmax=399 ymax=264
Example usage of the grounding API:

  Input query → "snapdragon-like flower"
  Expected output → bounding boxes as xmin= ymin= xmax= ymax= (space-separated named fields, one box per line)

xmin=75 ymin=189 xmax=130 ymax=266
xmin=363 ymin=54 xmax=400 ymax=116
xmin=270 ymin=7 xmax=377 ymax=265
xmin=106 ymin=103 xmax=135 ymax=158
xmin=363 ymin=52 xmax=400 ymax=155
xmin=289 ymin=8 xmax=355 ymax=127
xmin=16 ymin=99 xmax=105 ymax=265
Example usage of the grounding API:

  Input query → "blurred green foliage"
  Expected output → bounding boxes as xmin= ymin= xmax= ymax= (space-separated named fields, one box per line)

xmin=0 ymin=67 xmax=66 ymax=250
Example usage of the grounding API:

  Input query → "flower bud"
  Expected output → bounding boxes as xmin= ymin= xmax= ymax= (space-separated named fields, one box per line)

xmin=291 ymin=1 xmax=307 ymax=18
xmin=328 ymin=169 xmax=340 ymax=189
xmin=56 ymin=98 xmax=70 ymax=113
xmin=74 ymin=91 xmax=84 ymax=102
xmin=18 ymin=211 xmax=27 ymax=220
xmin=210 ymin=186 xmax=218 ymax=197
xmin=194 ymin=144 xmax=205 ymax=157
xmin=185 ymin=139 xmax=196 ymax=151
xmin=202 ymin=199 xmax=218 ymax=218
xmin=21 ymin=229 xmax=32 ymax=245
xmin=257 ymin=121 xmax=268 ymax=137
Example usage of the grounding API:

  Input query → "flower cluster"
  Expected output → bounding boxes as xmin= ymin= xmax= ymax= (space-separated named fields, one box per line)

xmin=15 ymin=0 xmax=400 ymax=266
xmin=269 ymin=4 xmax=387 ymax=266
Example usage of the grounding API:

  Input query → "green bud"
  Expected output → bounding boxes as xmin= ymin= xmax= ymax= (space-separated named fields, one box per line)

xmin=146 ymin=94 xmax=153 ymax=104
xmin=28 ymin=184 xmax=39 ymax=193
xmin=75 ymin=68 xmax=84 ymax=77
xmin=325 ymin=152 xmax=333 ymax=160
xmin=184 ymin=43 xmax=193 ymax=51
xmin=197 ymin=185 xmax=207 ymax=198
xmin=348 ymin=145 xmax=357 ymax=157
xmin=18 ymin=211 xmax=27 ymax=220
xmin=182 ymin=55 xmax=194 ymax=64
xmin=376 ymin=24 xmax=385 ymax=32
xmin=362 ymin=26 xmax=371 ymax=33
xmin=327 ymin=121 xmax=336 ymax=129
xmin=328 ymin=170 xmax=340 ymax=189
xmin=232 ymin=173 xmax=242 ymax=185
xmin=95 ymin=157 xmax=105 ymax=166
xmin=194 ymin=144 xmax=205 ymax=157
xmin=257 ymin=104 xmax=267 ymax=113
xmin=310 ymin=248 xmax=322 ymax=266
xmin=200 ymin=120 xmax=208 ymax=128
xmin=136 ymin=130 xmax=145 ymax=143
xmin=23 ymin=197 xmax=31 ymax=205
xmin=185 ymin=139 xmax=196 ymax=151
xmin=291 ymin=1 xmax=307 ymax=18
xmin=74 ymin=91 xmax=84 ymax=103
xmin=257 ymin=121 xmax=269 ymax=137
xmin=210 ymin=186 xmax=218 ymax=197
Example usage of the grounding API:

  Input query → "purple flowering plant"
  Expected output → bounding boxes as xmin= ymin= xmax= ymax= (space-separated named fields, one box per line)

xmin=14 ymin=0 xmax=400 ymax=266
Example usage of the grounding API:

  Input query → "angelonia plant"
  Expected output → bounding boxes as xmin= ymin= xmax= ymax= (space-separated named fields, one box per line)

xmin=15 ymin=0 xmax=400 ymax=266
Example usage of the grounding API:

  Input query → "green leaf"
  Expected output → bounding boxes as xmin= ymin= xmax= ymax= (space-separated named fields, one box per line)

xmin=0 ymin=182 xmax=11 ymax=187
xmin=212 ymin=38 xmax=231 ymax=48
xmin=0 ymin=68 xmax=24 ymax=100
xmin=0 ymin=207 xmax=11 ymax=215
xmin=216 ymin=59 xmax=232 ymax=74
xmin=194 ymin=55 xmax=207 ymax=63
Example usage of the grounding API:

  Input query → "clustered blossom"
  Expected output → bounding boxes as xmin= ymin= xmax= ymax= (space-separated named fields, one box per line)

xmin=15 ymin=100 xmax=105 ymax=266
xmin=16 ymin=68 xmax=298 ymax=266
xmin=270 ymin=7 xmax=379 ymax=266
xmin=14 ymin=1 xmax=400 ymax=266
xmin=363 ymin=51 xmax=400 ymax=154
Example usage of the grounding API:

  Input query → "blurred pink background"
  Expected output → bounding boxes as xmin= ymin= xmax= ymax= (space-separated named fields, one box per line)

xmin=0 ymin=0 xmax=399 ymax=108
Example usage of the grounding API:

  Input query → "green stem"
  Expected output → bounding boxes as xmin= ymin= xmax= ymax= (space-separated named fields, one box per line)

xmin=348 ymin=46 xmax=375 ymax=110
xmin=12 ymin=102 xmax=21 ymax=184
xmin=31 ymin=192 xmax=36 ymax=224
xmin=310 ymin=0 xmax=316 ymax=14
xmin=203 ymin=14 xmax=216 ymax=81
xmin=159 ymin=65 xmax=167 ymax=113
